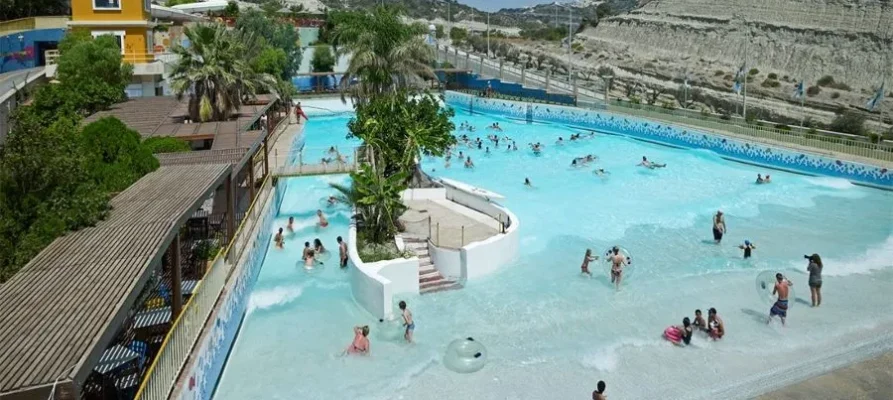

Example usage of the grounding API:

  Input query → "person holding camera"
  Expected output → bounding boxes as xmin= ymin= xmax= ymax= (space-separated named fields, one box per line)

xmin=806 ymin=254 xmax=824 ymax=307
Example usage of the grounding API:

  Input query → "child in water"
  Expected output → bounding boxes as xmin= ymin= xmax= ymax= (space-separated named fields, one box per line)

xmin=580 ymin=249 xmax=598 ymax=276
xmin=399 ymin=301 xmax=414 ymax=343
xmin=317 ymin=209 xmax=328 ymax=228
xmin=274 ymin=228 xmax=284 ymax=249
xmin=738 ymin=240 xmax=756 ymax=258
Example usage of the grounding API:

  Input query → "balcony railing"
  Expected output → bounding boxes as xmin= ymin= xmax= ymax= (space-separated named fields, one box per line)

xmin=124 ymin=52 xmax=156 ymax=64
xmin=0 ymin=16 xmax=69 ymax=36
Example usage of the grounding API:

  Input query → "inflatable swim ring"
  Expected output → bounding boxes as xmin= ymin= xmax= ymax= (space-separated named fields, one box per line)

xmin=663 ymin=326 xmax=682 ymax=344
xmin=315 ymin=250 xmax=332 ymax=262
xmin=755 ymin=270 xmax=795 ymax=307
xmin=603 ymin=246 xmax=634 ymax=279
xmin=444 ymin=337 xmax=487 ymax=373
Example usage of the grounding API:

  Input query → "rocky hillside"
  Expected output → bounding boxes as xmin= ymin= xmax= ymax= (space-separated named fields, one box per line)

xmin=582 ymin=0 xmax=892 ymax=94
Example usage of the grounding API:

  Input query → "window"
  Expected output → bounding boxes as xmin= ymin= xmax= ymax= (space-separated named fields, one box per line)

xmin=91 ymin=31 xmax=126 ymax=55
xmin=93 ymin=0 xmax=122 ymax=10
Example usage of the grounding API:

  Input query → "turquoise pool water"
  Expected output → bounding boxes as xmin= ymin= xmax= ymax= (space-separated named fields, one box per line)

xmin=214 ymin=109 xmax=893 ymax=399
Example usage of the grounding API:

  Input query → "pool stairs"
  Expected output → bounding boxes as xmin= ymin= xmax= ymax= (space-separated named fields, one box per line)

xmin=404 ymin=238 xmax=461 ymax=294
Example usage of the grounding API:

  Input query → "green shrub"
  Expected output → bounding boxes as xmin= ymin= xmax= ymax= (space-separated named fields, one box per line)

xmin=714 ymin=70 xmax=724 ymax=76
xmin=80 ymin=117 xmax=159 ymax=193
xmin=830 ymin=92 xmax=840 ymax=99
xmin=775 ymin=123 xmax=791 ymax=131
xmin=660 ymin=100 xmax=676 ymax=110
xmin=748 ymin=68 xmax=759 ymax=76
xmin=644 ymin=62 xmax=655 ymax=70
xmin=767 ymin=72 xmax=778 ymax=80
xmin=806 ymin=85 xmax=821 ymax=96
xmin=629 ymin=96 xmax=641 ymax=104
xmin=761 ymin=79 xmax=781 ymax=88
xmin=828 ymin=82 xmax=851 ymax=91
xmin=817 ymin=75 xmax=834 ymax=86
xmin=829 ymin=110 xmax=867 ymax=136
xmin=143 ymin=136 xmax=192 ymax=153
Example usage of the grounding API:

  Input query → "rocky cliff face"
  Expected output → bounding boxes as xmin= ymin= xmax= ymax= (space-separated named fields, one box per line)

xmin=582 ymin=0 xmax=892 ymax=91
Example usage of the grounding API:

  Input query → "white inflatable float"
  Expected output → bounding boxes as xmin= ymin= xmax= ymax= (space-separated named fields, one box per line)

xmin=444 ymin=337 xmax=487 ymax=373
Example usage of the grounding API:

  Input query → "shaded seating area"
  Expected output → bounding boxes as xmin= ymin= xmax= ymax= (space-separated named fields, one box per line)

xmin=0 ymin=164 xmax=232 ymax=400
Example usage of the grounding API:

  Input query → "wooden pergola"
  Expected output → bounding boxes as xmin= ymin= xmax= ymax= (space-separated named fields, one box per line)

xmin=0 ymin=164 xmax=231 ymax=400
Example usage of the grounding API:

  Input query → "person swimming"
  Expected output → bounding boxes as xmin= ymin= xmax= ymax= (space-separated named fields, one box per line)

xmin=693 ymin=309 xmax=706 ymax=331
xmin=304 ymin=249 xmax=317 ymax=268
xmin=664 ymin=317 xmax=694 ymax=346
xmin=739 ymin=240 xmax=756 ymax=258
xmin=344 ymin=325 xmax=370 ymax=355
xmin=327 ymin=196 xmax=338 ymax=206
xmin=764 ymin=174 xmax=772 ymax=183
xmin=756 ymin=174 xmax=764 ymax=184
xmin=287 ymin=217 xmax=294 ymax=233
xmin=638 ymin=156 xmax=667 ymax=169
xmin=485 ymin=147 xmax=490 ymax=154
xmin=302 ymin=241 xmax=311 ymax=260
xmin=464 ymin=156 xmax=474 ymax=168
xmin=314 ymin=238 xmax=326 ymax=254
xmin=571 ymin=159 xmax=579 ymax=167
xmin=529 ymin=142 xmax=543 ymax=154
xmin=317 ymin=209 xmax=329 ymax=228
xmin=594 ymin=168 xmax=609 ymax=177
xmin=707 ymin=307 xmax=725 ymax=339
xmin=524 ymin=177 xmax=532 ymax=187
xmin=274 ymin=228 xmax=284 ymax=249
xmin=556 ymin=137 xmax=564 ymax=145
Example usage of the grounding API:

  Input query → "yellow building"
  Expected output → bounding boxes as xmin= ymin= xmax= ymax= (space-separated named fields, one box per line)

xmin=69 ymin=0 xmax=165 ymax=96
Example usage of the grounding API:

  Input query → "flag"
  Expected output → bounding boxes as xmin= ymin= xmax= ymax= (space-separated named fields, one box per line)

xmin=866 ymin=82 xmax=885 ymax=111
xmin=732 ymin=63 xmax=745 ymax=94
xmin=733 ymin=81 xmax=742 ymax=95
xmin=792 ymin=80 xmax=804 ymax=99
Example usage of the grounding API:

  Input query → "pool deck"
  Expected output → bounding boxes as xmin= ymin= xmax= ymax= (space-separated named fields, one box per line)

xmin=270 ymin=119 xmax=304 ymax=169
xmin=400 ymin=199 xmax=500 ymax=249
xmin=758 ymin=352 xmax=893 ymax=400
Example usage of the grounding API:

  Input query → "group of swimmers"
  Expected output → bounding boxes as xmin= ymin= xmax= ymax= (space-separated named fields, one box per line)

xmin=344 ymin=300 xmax=414 ymax=356
xmin=556 ymin=132 xmax=596 ymax=145
xmin=579 ymin=247 xmax=631 ymax=290
xmin=321 ymin=147 xmax=348 ymax=165
xmin=272 ymin=209 xmax=351 ymax=269
xmin=458 ymin=122 xmax=477 ymax=132
xmin=665 ymin=307 xmax=726 ymax=346
xmin=756 ymin=173 xmax=773 ymax=184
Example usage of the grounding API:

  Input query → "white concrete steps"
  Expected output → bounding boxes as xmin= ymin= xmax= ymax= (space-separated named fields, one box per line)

xmin=404 ymin=238 xmax=461 ymax=295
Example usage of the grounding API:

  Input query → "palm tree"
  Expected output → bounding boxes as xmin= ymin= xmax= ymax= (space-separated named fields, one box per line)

xmin=333 ymin=6 xmax=435 ymax=102
xmin=330 ymin=164 xmax=408 ymax=243
xmin=170 ymin=24 xmax=278 ymax=122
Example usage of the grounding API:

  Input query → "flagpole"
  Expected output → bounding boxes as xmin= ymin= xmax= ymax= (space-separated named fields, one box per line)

xmin=743 ymin=30 xmax=748 ymax=121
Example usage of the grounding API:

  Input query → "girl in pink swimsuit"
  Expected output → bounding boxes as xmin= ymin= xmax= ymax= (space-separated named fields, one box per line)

xmin=345 ymin=325 xmax=370 ymax=355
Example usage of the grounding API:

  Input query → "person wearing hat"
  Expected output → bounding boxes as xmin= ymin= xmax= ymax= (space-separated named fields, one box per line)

xmin=806 ymin=254 xmax=824 ymax=307
xmin=738 ymin=240 xmax=756 ymax=258
xmin=712 ymin=210 xmax=726 ymax=243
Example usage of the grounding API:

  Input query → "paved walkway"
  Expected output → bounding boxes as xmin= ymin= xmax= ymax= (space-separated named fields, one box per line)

xmin=759 ymin=352 xmax=893 ymax=400
xmin=400 ymin=199 xmax=499 ymax=249
xmin=270 ymin=120 xmax=303 ymax=169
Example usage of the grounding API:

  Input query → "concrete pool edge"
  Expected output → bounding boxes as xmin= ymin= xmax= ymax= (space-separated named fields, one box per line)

xmin=445 ymin=92 xmax=892 ymax=189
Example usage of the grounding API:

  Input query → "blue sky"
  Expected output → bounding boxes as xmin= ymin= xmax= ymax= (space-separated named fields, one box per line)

xmin=458 ymin=0 xmax=552 ymax=12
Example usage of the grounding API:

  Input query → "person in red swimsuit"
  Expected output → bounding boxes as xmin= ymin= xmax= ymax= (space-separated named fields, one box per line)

xmin=295 ymin=102 xmax=308 ymax=123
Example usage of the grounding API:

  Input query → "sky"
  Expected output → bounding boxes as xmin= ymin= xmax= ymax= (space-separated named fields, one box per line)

xmin=457 ymin=0 xmax=554 ymax=12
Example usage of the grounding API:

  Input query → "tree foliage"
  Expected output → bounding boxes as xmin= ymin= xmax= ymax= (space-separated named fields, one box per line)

xmin=310 ymin=45 xmax=336 ymax=73
xmin=253 ymin=47 xmax=288 ymax=79
xmin=56 ymin=33 xmax=133 ymax=115
xmin=0 ymin=0 xmax=68 ymax=20
xmin=330 ymin=164 xmax=408 ymax=244
xmin=333 ymin=6 xmax=435 ymax=102
xmin=170 ymin=24 xmax=278 ymax=122
xmin=449 ymin=27 xmax=468 ymax=43
xmin=80 ymin=117 xmax=159 ymax=193
xmin=236 ymin=9 xmax=302 ymax=79
xmin=347 ymin=91 xmax=456 ymax=177
xmin=143 ymin=137 xmax=192 ymax=154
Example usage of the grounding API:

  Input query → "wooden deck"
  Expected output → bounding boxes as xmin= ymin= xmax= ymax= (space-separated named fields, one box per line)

xmin=0 ymin=164 xmax=230 ymax=399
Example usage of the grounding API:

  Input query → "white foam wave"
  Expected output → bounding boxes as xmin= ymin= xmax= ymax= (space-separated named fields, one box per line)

xmin=579 ymin=338 xmax=660 ymax=372
xmin=818 ymin=236 xmax=893 ymax=277
xmin=247 ymin=285 xmax=304 ymax=313
xmin=804 ymin=176 xmax=856 ymax=190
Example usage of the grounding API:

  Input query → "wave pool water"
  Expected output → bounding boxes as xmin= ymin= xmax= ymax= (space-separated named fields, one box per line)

xmin=214 ymin=108 xmax=893 ymax=400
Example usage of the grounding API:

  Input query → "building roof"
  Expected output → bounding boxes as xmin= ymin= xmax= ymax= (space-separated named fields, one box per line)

xmin=83 ymin=97 xmax=274 ymax=150
xmin=0 ymin=164 xmax=231 ymax=399
xmin=155 ymin=147 xmax=249 ymax=166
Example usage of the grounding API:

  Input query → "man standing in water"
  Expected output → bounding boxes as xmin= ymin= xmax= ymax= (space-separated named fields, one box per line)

xmin=769 ymin=273 xmax=792 ymax=326
xmin=337 ymin=236 xmax=348 ymax=268
xmin=712 ymin=210 xmax=726 ymax=244
xmin=609 ymin=247 xmax=628 ymax=290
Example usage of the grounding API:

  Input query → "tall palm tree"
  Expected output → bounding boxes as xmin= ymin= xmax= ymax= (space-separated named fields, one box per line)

xmin=170 ymin=24 xmax=278 ymax=122
xmin=333 ymin=6 xmax=435 ymax=102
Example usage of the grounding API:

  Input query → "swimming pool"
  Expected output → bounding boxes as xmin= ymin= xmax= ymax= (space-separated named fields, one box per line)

xmin=214 ymin=103 xmax=893 ymax=399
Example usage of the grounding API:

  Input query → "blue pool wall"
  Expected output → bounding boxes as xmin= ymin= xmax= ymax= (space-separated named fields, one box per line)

xmin=176 ymin=183 xmax=285 ymax=400
xmin=445 ymin=91 xmax=892 ymax=189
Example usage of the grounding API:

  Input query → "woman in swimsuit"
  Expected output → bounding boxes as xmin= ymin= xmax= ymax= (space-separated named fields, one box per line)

xmin=274 ymin=228 xmax=284 ymax=249
xmin=317 ymin=210 xmax=329 ymax=228
xmin=314 ymin=238 xmax=326 ymax=254
xmin=345 ymin=325 xmax=370 ymax=355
